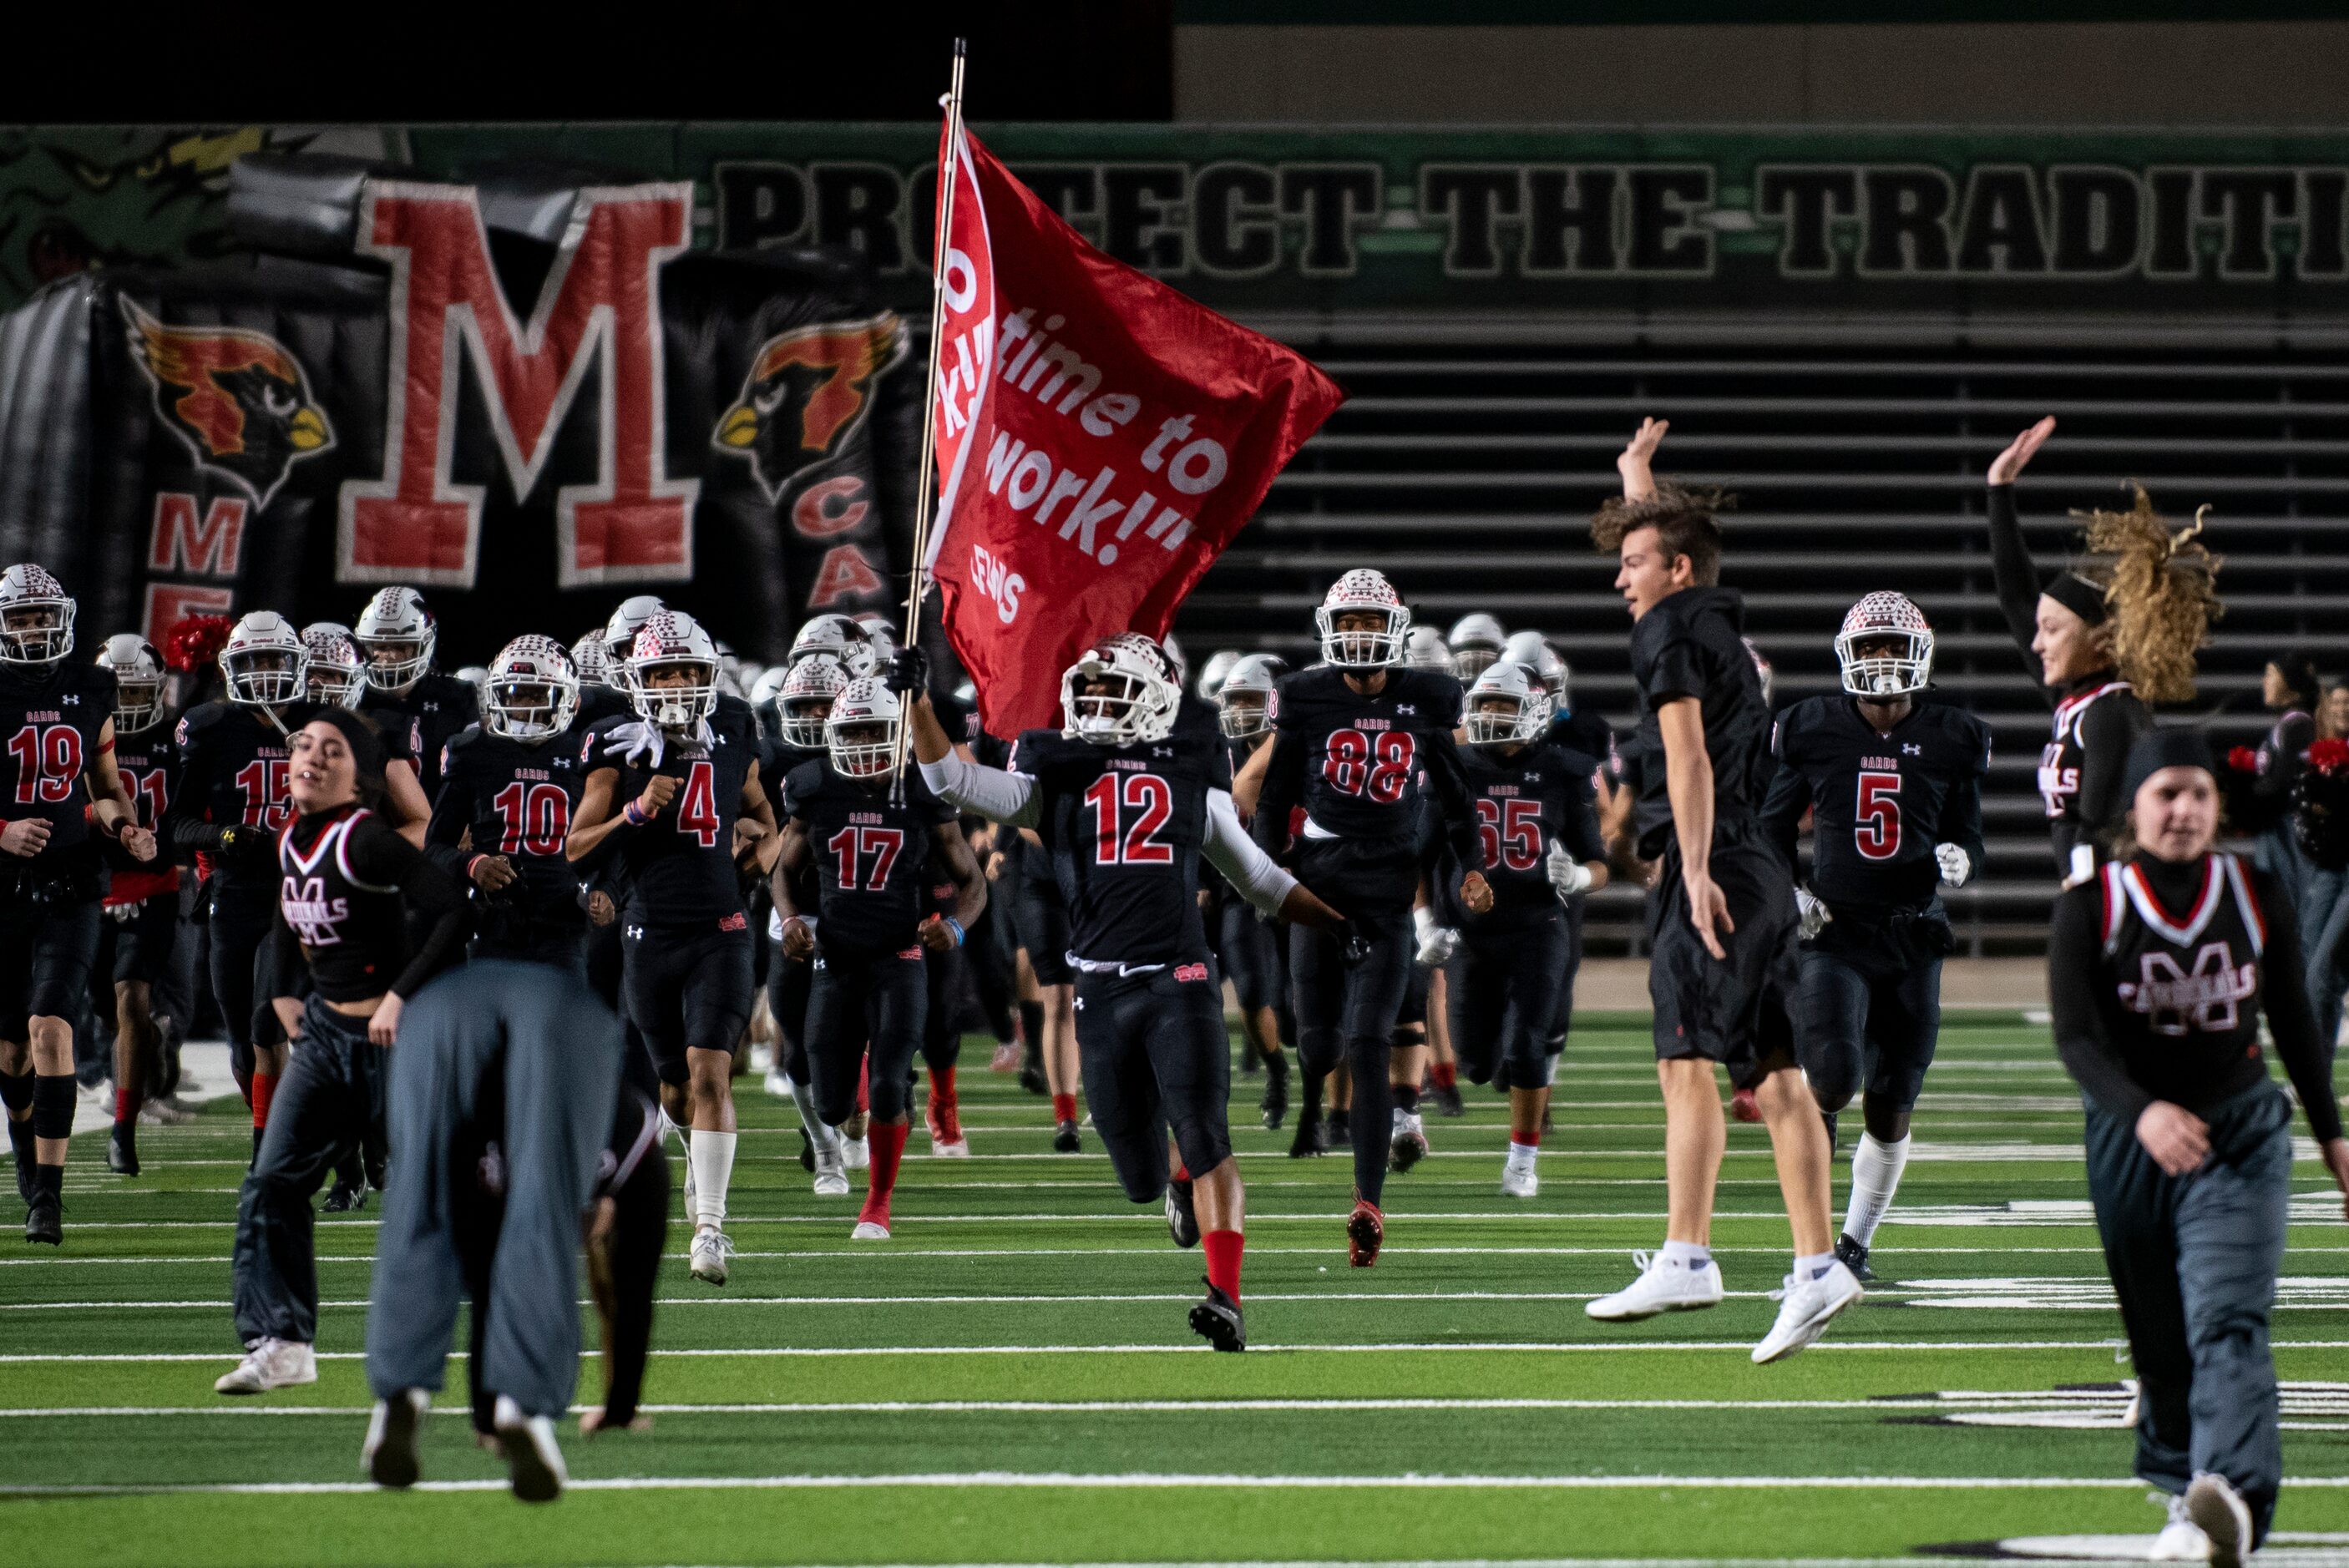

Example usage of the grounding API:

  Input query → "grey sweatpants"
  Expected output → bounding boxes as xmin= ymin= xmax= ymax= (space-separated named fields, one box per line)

xmin=364 ymin=962 xmax=622 ymax=1419
xmin=2084 ymin=1083 xmax=2294 ymax=1542
xmin=231 ymin=995 xmax=383 ymax=1346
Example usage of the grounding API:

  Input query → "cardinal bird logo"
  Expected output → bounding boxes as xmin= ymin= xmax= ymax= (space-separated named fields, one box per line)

xmin=712 ymin=313 xmax=908 ymax=502
xmin=121 ymin=297 xmax=336 ymax=509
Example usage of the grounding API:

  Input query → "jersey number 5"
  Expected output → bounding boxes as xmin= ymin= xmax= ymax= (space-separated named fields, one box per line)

xmin=1855 ymin=770 xmax=1901 ymax=861
xmin=1323 ymin=729 xmax=1415 ymax=804
xmin=7 ymin=724 xmax=81 ymax=806
xmin=1083 ymin=771 xmax=1174 ymax=865
xmin=1475 ymin=797 xmax=1543 ymax=872
xmin=676 ymin=761 xmax=720 ymax=848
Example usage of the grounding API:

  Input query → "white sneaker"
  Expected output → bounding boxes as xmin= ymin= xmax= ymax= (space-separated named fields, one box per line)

xmin=362 ymin=1387 xmax=431 ymax=1487
xmin=1499 ymin=1161 xmax=1539 ymax=1199
xmin=840 ymin=1135 xmax=869 ymax=1171
xmin=812 ymin=1142 xmax=850 ymax=1197
xmin=214 ymin=1337 xmax=317 ymax=1394
xmin=1750 ymin=1259 xmax=1865 ymax=1364
xmin=689 ymin=1226 xmax=734 ymax=1286
xmin=2184 ymin=1474 xmax=2252 ymax=1568
xmin=492 ymin=1393 xmax=566 ymax=1503
xmin=1586 ymin=1251 xmax=1724 ymax=1322
xmin=851 ymin=1219 xmax=891 ymax=1240
xmin=2149 ymin=1493 xmax=2213 ymax=1561
xmin=933 ymin=1136 xmax=970 ymax=1158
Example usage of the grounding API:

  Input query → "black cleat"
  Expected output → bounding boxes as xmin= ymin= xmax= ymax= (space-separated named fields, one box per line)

xmin=1324 ymin=1107 xmax=1351 ymax=1150
xmin=1188 ymin=1279 xmax=1246 ymax=1351
xmin=1165 ymin=1177 xmax=1200 ymax=1249
xmin=1287 ymin=1109 xmax=1327 ymax=1159
xmin=24 ymin=1191 xmax=60 ymax=1246
xmin=108 ymin=1125 xmax=139 ymax=1178
xmin=1260 ymin=1054 xmax=1289 ymax=1130
xmin=1834 ymin=1232 xmax=1874 ymax=1283
xmin=1018 ymin=1062 xmax=1049 ymax=1097
xmin=323 ymin=1179 xmax=368 ymax=1215
xmin=1052 ymin=1118 xmax=1082 ymax=1154
xmin=1432 ymin=1080 xmax=1465 ymax=1118
xmin=797 ymin=1130 xmax=816 ymax=1173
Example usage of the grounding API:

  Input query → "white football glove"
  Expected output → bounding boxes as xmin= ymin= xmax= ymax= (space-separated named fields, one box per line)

xmin=1411 ymin=904 xmax=1460 ymax=968
xmin=1546 ymin=841 xmax=1593 ymax=899
xmin=1934 ymin=842 xmax=1972 ymax=888
xmin=1795 ymin=885 xmax=1832 ymax=940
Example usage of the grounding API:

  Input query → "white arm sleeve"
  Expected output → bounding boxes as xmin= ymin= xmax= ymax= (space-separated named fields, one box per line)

xmin=918 ymin=752 xmax=1040 ymax=829
xmin=1204 ymin=788 xmax=1297 ymax=917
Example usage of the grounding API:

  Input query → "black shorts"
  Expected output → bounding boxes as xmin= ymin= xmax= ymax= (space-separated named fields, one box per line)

xmin=807 ymin=945 xmax=927 ymax=1123
xmin=1647 ymin=838 xmax=1800 ymax=1090
xmin=209 ymin=876 xmax=280 ymax=1055
xmin=1075 ymin=961 xmax=1231 ymax=1201
xmin=922 ymin=943 xmax=964 ymax=1070
xmin=1797 ymin=932 xmax=1943 ymax=1115
xmin=1447 ymin=917 xmax=1567 ymax=1090
xmin=106 ymin=895 xmax=180 ymax=987
xmin=470 ymin=915 xmax=587 ymax=974
xmin=1294 ymin=833 xmax=1419 ymax=920
xmin=1545 ymin=894 xmax=1586 ymax=1053
xmin=1398 ymin=954 xmax=1431 ymax=1032
xmin=1009 ymin=852 xmax=1071 ymax=986
xmin=0 ymin=894 xmax=100 ymax=1037
xmin=620 ymin=922 xmax=756 ymax=1085
xmin=767 ymin=940 xmax=813 ymax=1080
xmin=1289 ymin=902 xmax=1411 ymax=1070
xmin=1217 ymin=895 xmax=1285 ymax=1014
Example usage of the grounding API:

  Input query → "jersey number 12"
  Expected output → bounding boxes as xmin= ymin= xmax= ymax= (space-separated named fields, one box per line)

xmin=1083 ymin=771 xmax=1173 ymax=865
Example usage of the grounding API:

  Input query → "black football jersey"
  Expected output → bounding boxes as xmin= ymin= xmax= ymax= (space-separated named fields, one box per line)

xmin=1547 ymin=706 xmax=1619 ymax=781
xmin=362 ymin=672 xmax=479 ymax=800
xmin=1263 ymin=664 xmax=1476 ymax=860
xmin=105 ymin=720 xmax=181 ymax=893
xmin=430 ymin=724 xmax=589 ymax=927
xmin=1435 ymin=740 xmax=1605 ymax=930
xmin=1762 ymin=696 xmax=1991 ymax=916
xmin=2092 ymin=852 xmax=2271 ymax=1107
xmin=1012 ymin=722 xmax=1230 ymax=967
xmin=582 ymin=693 xmax=761 ymax=930
xmin=578 ymin=682 xmax=634 ymax=727
xmin=1627 ymin=586 xmax=1774 ymax=859
xmin=0 ymin=660 xmax=115 ymax=868
xmin=171 ymin=700 xmax=319 ymax=887
xmin=783 ymin=757 xmax=955 ymax=956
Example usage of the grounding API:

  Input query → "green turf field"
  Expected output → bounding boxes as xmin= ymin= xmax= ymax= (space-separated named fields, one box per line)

xmin=4 ymin=1011 xmax=2347 ymax=1567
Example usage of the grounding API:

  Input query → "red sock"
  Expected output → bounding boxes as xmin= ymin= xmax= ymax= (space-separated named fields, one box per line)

xmin=1513 ymin=1125 xmax=1543 ymax=1147
xmin=251 ymin=1070 xmax=277 ymax=1131
xmin=1430 ymin=1060 xmax=1456 ymax=1090
xmin=114 ymin=1081 xmax=141 ymax=1126
xmin=1202 ymin=1229 xmax=1244 ymax=1302
xmin=862 ymin=1121 xmax=909 ymax=1222
xmin=929 ymin=1065 xmax=956 ymax=1101
xmin=1172 ymin=1161 xmax=1191 ymax=1184
xmin=1052 ymin=1092 xmax=1076 ymax=1123
xmin=856 ymin=1055 xmax=870 ymax=1114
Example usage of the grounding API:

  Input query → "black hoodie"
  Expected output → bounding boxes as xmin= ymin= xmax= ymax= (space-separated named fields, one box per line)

xmin=1627 ymin=585 xmax=1774 ymax=860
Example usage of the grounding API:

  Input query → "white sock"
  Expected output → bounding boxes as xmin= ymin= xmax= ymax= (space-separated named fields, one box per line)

xmin=787 ymin=1076 xmax=840 ymax=1157
xmin=1795 ymin=1250 xmax=1834 ymax=1282
xmin=1842 ymin=1132 xmax=1911 ymax=1247
xmin=1506 ymin=1141 xmax=1538 ymax=1165
xmin=1659 ymin=1239 xmax=1710 ymax=1270
xmin=689 ymin=1130 xmax=738 ymax=1228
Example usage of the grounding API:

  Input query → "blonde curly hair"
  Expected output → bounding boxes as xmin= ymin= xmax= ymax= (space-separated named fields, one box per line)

xmin=2073 ymin=486 xmax=2223 ymax=706
xmin=1590 ymin=483 xmax=1735 ymax=584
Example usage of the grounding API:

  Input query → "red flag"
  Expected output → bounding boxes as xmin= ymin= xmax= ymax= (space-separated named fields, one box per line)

xmin=924 ymin=124 xmax=1344 ymax=739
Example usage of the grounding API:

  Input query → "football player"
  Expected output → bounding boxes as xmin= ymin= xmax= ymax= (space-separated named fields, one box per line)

xmin=353 ymin=586 xmax=478 ymax=801
xmin=215 ymin=711 xmax=469 ymax=1394
xmin=1195 ymin=650 xmax=1243 ymax=705
xmin=301 ymin=625 xmax=367 ymax=709
xmin=1446 ymin=614 xmax=1507 ymax=680
xmin=1404 ymin=626 xmax=1457 ymax=675
xmin=568 ymin=611 xmax=780 ymax=1287
xmin=1423 ymin=661 xmax=1608 ymax=1196
xmin=1583 ymin=419 xmax=1860 ymax=1363
xmin=0 ymin=569 xmax=154 ymax=1242
xmin=1214 ymin=655 xmax=1294 ymax=1131
xmin=1759 ymin=593 xmax=1990 ymax=1281
xmin=772 ymin=677 xmax=985 ymax=1238
xmin=1252 ymin=569 xmax=1491 ymax=1265
xmin=93 ymin=635 xmax=180 ymax=1178
xmin=909 ymin=636 xmax=1350 ymax=1348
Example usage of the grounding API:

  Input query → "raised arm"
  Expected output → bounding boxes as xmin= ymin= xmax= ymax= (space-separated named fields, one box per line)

xmin=908 ymin=690 xmax=1040 ymax=827
xmin=1986 ymin=417 xmax=2058 ymax=690
xmin=1617 ymin=417 xmax=1668 ymax=503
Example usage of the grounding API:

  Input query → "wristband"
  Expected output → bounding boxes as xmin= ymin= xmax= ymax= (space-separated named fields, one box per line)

xmin=467 ymin=853 xmax=489 ymax=878
xmin=623 ymin=800 xmax=648 ymax=827
xmin=944 ymin=916 xmax=965 ymax=948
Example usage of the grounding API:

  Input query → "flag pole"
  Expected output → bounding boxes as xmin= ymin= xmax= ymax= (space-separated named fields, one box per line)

xmin=891 ymin=36 xmax=966 ymax=802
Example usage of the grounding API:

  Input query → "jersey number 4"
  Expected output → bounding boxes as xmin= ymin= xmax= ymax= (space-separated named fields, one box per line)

xmin=1083 ymin=771 xmax=1173 ymax=865
xmin=828 ymin=825 xmax=904 ymax=891
xmin=676 ymin=761 xmax=721 ymax=848
xmin=1855 ymin=770 xmax=1902 ymax=861
xmin=6 ymin=724 xmax=81 ymax=806
xmin=1476 ymin=797 xmax=1543 ymax=872
xmin=1323 ymin=728 xmax=1415 ymax=804
xmin=492 ymin=781 xmax=571 ymax=857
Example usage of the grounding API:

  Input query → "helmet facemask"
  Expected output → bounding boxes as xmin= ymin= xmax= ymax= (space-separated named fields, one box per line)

xmin=1835 ymin=594 xmax=1934 ymax=698
xmin=224 ymin=647 xmax=306 ymax=708
xmin=1316 ymin=603 xmax=1408 ymax=669
xmin=1218 ymin=688 xmax=1270 ymax=740
xmin=1060 ymin=651 xmax=1176 ymax=746
xmin=779 ymin=695 xmax=835 ymax=751
xmin=488 ymin=676 xmax=579 ymax=741
xmin=826 ymin=680 xmax=904 ymax=780
xmin=0 ymin=599 xmax=73 ymax=668
xmin=630 ymin=659 xmax=717 ymax=731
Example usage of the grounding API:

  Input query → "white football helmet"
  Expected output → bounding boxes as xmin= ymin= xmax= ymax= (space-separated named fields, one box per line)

xmin=1316 ymin=569 xmax=1408 ymax=669
xmin=300 ymin=624 xmax=367 ymax=710
xmin=1835 ymin=591 xmax=1934 ymax=698
xmin=853 ymin=614 xmax=899 ymax=662
xmin=220 ymin=611 xmax=308 ymax=708
xmin=749 ymin=664 xmax=789 ymax=709
xmin=353 ymin=586 xmax=436 ymax=695
xmin=1463 ymin=660 xmax=1552 ymax=746
xmin=826 ymin=676 xmax=904 ymax=780
xmin=1196 ymin=649 xmax=1243 ymax=702
xmin=1501 ymin=630 xmax=1567 ymax=705
xmin=1446 ymin=613 xmax=1507 ymax=678
xmin=0 ymin=564 xmax=74 ymax=668
xmin=777 ymin=654 xmax=849 ymax=751
xmin=96 ymin=635 xmax=165 ymax=734
xmin=572 ymin=628 xmax=612 ymax=686
xmin=603 ymin=595 xmax=668 ymax=685
xmin=485 ymin=635 xmax=580 ymax=742
xmin=789 ymin=614 xmax=876 ymax=678
xmin=1217 ymin=654 xmax=1286 ymax=741
xmin=627 ymin=611 xmax=720 ymax=731
xmin=1061 ymin=640 xmax=1179 ymax=746
xmin=1405 ymin=625 xmax=1458 ymax=675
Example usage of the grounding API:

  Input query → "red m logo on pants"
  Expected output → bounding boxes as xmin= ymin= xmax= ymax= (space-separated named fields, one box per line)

xmin=338 ymin=182 xmax=699 ymax=589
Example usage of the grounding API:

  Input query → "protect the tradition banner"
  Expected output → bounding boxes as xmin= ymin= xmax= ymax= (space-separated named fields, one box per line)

xmin=924 ymin=125 xmax=1344 ymax=739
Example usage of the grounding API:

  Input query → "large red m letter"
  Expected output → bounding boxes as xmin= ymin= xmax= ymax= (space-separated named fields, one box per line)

xmin=339 ymin=182 xmax=699 ymax=589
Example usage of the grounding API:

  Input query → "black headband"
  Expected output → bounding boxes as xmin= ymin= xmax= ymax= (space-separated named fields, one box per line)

xmin=297 ymin=706 xmax=386 ymax=787
xmin=2041 ymin=571 xmax=2109 ymax=627
xmin=2121 ymin=727 xmax=2215 ymax=801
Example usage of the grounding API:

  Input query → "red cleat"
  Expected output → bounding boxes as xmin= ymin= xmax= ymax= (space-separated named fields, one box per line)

xmin=926 ymin=1089 xmax=968 ymax=1156
xmin=1731 ymin=1088 xmax=1761 ymax=1124
xmin=1346 ymin=1196 xmax=1384 ymax=1268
